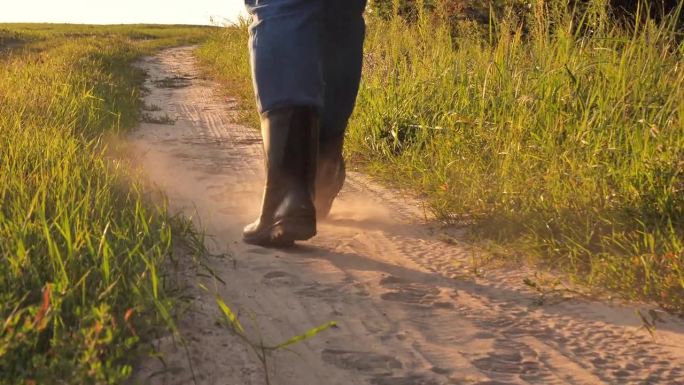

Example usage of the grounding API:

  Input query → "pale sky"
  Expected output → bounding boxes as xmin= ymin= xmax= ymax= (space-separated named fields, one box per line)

xmin=1 ymin=0 xmax=246 ymax=25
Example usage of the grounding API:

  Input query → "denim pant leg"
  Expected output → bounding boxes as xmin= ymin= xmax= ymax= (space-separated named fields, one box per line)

xmin=245 ymin=0 xmax=324 ymax=113
xmin=320 ymin=0 xmax=367 ymax=140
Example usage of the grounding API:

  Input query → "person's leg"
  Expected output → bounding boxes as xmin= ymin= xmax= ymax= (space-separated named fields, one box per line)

xmin=315 ymin=0 xmax=367 ymax=219
xmin=245 ymin=0 xmax=324 ymax=113
xmin=243 ymin=0 xmax=323 ymax=246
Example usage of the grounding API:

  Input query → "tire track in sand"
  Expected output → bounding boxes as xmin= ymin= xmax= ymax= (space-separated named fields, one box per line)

xmin=128 ymin=47 xmax=684 ymax=385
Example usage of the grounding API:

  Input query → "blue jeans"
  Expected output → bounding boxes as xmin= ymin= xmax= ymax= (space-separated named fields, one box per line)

xmin=244 ymin=0 xmax=366 ymax=139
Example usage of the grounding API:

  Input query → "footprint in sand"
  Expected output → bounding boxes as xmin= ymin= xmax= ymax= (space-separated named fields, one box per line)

xmin=321 ymin=349 xmax=402 ymax=375
xmin=246 ymin=247 xmax=271 ymax=255
xmin=379 ymin=275 xmax=443 ymax=306
xmin=261 ymin=270 xmax=299 ymax=285
xmin=370 ymin=374 xmax=444 ymax=385
xmin=296 ymin=283 xmax=345 ymax=300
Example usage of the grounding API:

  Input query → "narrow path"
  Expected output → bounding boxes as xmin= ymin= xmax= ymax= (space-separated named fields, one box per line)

xmin=129 ymin=47 xmax=684 ymax=385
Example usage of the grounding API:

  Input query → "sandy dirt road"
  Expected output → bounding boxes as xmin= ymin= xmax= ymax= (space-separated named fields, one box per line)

xmin=128 ymin=47 xmax=684 ymax=385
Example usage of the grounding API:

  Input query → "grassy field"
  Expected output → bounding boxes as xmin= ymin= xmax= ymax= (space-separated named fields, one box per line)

xmin=196 ymin=3 xmax=683 ymax=313
xmin=0 ymin=24 xmax=211 ymax=383
xmin=195 ymin=20 xmax=256 ymax=127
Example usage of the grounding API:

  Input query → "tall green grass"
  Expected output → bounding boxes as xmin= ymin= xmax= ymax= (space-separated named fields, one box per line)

xmin=195 ymin=19 xmax=257 ymax=127
xmin=197 ymin=3 xmax=683 ymax=312
xmin=0 ymin=25 xmax=211 ymax=383
xmin=349 ymin=3 xmax=684 ymax=311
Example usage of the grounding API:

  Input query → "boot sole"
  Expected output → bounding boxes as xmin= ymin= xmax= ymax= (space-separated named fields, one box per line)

xmin=243 ymin=214 xmax=316 ymax=247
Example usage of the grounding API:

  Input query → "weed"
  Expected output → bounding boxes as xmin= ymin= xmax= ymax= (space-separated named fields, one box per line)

xmin=142 ymin=103 xmax=163 ymax=112
xmin=141 ymin=112 xmax=176 ymax=125
xmin=635 ymin=308 xmax=665 ymax=339
xmin=152 ymin=75 xmax=194 ymax=89
xmin=214 ymin=294 xmax=337 ymax=385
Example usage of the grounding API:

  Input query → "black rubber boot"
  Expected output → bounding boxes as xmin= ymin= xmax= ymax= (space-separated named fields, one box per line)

xmin=315 ymin=134 xmax=346 ymax=220
xmin=243 ymin=107 xmax=319 ymax=246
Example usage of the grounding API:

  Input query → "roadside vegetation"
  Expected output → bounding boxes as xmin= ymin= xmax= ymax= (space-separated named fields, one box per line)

xmin=197 ymin=1 xmax=683 ymax=313
xmin=195 ymin=20 xmax=255 ymax=126
xmin=0 ymin=24 xmax=211 ymax=383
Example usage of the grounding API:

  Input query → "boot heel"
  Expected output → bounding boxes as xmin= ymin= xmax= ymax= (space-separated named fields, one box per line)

xmin=273 ymin=214 xmax=316 ymax=241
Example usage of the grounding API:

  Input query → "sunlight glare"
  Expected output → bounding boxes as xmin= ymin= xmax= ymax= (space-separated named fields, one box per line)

xmin=2 ymin=0 xmax=246 ymax=25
